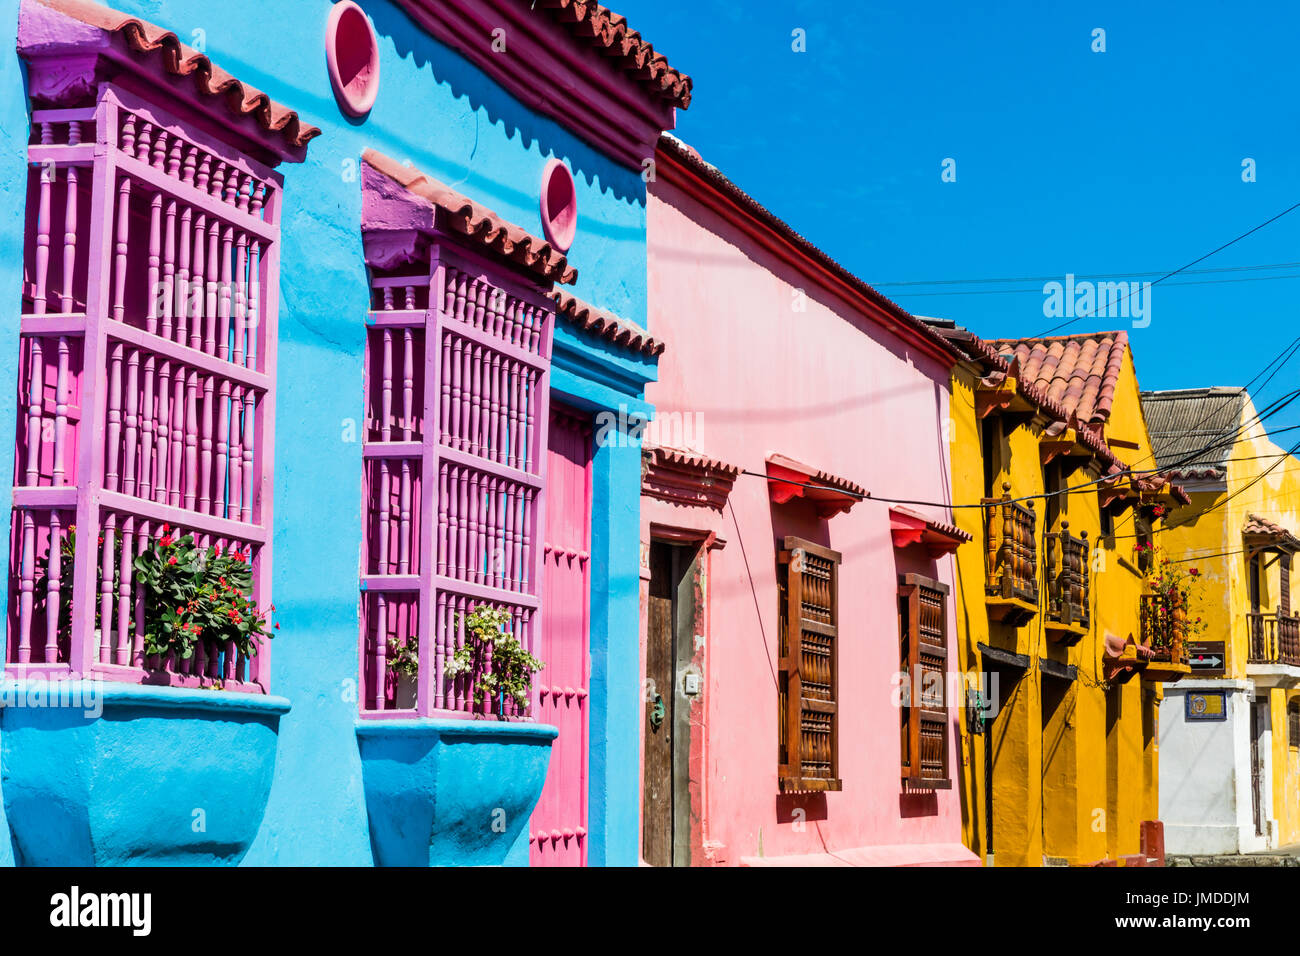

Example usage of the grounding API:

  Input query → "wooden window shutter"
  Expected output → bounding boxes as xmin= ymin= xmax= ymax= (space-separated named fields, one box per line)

xmin=899 ymin=573 xmax=952 ymax=788
xmin=1282 ymin=556 xmax=1291 ymax=615
xmin=1290 ymin=700 xmax=1300 ymax=750
xmin=777 ymin=536 xmax=842 ymax=792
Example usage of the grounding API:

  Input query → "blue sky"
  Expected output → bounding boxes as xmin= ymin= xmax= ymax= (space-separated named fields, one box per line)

xmin=619 ymin=0 xmax=1300 ymax=441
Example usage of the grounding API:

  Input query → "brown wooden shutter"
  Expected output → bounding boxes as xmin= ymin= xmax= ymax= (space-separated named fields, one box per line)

xmin=899 ymin=573 xmax=952 ymax=788
xmin=1282 ymin=556 xmax=1291 ymax=615
xmin=777 ymin=537 xmax=842 ymax=792
xmin=1290 ymin=700 xmax=1300 ymax=750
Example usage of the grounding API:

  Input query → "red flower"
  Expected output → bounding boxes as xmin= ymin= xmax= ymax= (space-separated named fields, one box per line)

xmin=1189 ymin=568 xmax=1200 ymax=576
xmin=274 ymin=622 xmax=280 ymax=630
xmin=159 ymin=535 xmax=173 ymax=548
xmin=176 ymin=606 xmax=185 ymax=615
xmin=168 ymin=556 xmax=177 ymax=565
xmin=162 ymin=523 xmax=170 ymax=534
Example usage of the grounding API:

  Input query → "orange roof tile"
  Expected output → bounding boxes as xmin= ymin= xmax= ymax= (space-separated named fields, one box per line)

xmin=28 ymin=0 xmax=320 ymax=152
xmin=362 ymin=149 xmax=577 ymax=285
xmin=550 ymin=291 xmax=664 ymax=356
xmin=531 ymin=0 xmax=692 ymax=108
xmin=1244 ymin=513 xmax=1300 ymax=551
xmin=990 ymin=331 xmax=1129 ymax=425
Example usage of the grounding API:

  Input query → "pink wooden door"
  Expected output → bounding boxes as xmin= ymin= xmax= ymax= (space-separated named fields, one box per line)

xmin=530 ymin=406 xmax=591 ymax=866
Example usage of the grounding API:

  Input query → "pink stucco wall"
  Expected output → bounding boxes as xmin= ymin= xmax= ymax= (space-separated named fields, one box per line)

xmin=640 ymin=171 xmax=978 ymax=866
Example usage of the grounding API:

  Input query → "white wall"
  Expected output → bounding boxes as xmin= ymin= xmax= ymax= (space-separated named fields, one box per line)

xmin=1159 ymin=680 xmax=1270 ymax=854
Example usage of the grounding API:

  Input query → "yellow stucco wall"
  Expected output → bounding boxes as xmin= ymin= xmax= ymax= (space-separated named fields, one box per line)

xmin=951 ymin=346 xmax=1163 ymax=865
xmin=1156 ymin=393 xmax=1300 ymax=846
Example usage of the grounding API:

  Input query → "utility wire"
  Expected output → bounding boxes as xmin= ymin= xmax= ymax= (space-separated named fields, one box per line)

xmin=1033 ymin=200 xmax=1300 ymax=337
xmin=872 ymin=261 xmax=1300 ymax=289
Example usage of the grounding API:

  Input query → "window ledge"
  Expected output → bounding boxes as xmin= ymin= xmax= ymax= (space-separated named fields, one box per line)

xmin=778 ymin=776 xmax=843 ymax=793
xmin=355 ymin=718 xmax=557 ymax=866
xmin=0 ymin=680 xmax=288 ymax=865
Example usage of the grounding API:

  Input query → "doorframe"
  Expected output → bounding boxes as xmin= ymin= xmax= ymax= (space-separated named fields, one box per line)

xmin=641 ymin=524 xmax=722 ymax=866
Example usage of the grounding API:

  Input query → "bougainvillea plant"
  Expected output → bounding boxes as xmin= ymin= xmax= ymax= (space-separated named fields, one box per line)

xmin=443 ymin=605 xmax=544 ymax=715
xmin=131 ymin=525 xmax=273 ymax=662
xmin=1141 ymin=544 xmax=1207 ymax=647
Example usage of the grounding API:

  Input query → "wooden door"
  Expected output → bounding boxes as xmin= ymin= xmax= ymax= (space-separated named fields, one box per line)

xmin=643 ymin=541 xmax=675 ymax=866
xmin=1250 ymin=702 xmax=1263 ymax=837
xmin=530 ymin=407 xmax=591 ymax=866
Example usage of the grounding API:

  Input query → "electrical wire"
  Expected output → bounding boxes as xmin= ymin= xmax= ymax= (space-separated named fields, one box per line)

xmin=1034 ymin=200 xmax=1300 ymax=337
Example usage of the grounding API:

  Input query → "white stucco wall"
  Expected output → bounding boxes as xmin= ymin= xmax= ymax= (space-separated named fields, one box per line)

xmin=1159 ymin=680 xmax=1273 ymax=854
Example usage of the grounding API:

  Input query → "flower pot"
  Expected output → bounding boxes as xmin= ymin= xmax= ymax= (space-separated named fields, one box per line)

xmin=395 ymin=671 xmax=417 ymax=710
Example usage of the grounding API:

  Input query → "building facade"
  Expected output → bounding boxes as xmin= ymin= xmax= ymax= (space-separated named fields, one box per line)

xmin=638 ymin=136 xmax=979 ymax=867
xmin=932 ymin=325 xmax=1188 ymax=866
xmin=1143 ymin=386 xmax=1300 ymax=854
xmin=0 ymin=0 xmax=687 ymax=866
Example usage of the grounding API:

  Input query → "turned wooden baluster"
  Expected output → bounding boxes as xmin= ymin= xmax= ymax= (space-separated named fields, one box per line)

xmin=99 ymin=513 xmax=116 ymax=663
xmin=218 ymin=226 xmax=233 ymax=361
xmin=204 ymin=218 xmax=220 ymax=357
xmin=228 ymin=385 xmax=243 ymax=518
xmin=43 ymin=511 xmax=62 ymax=662
xmin=241 ymin=387 xmax=255 ymax=523
xmin=122 ymin=348 xmax=139 ymax=497
xmin=215 ymin=376 xmax=230 ymax=515
xmin=154 ymin=360 xmax=171 ymax=503
xmin=199 ymin=374 xmax=215 ymax=513
xmin=116 ymin=516 xmax=134 ymax=665
xmin=52 ymin=336 xmax=70 ymax=487
xmin=185 ymin=369 xmax=200 ymax=511
xmin=31 ymin=123 xmax=53 ymax=315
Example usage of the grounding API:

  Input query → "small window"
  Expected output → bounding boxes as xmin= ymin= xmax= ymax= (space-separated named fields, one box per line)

xmin=899 ymin=573 xmax=952 ymax=788
xmin=1290 ymin=701 xmax=1300 ymax=751
xmin=777 ymin=537 xmax=842 ymax=792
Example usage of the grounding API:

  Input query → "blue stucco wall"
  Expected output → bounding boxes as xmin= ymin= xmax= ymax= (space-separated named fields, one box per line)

xmin=0 ymin=0 xmax=652 ymax=865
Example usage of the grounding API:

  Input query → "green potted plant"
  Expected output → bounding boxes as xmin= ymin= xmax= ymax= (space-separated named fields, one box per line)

xmin=443 ymin=605 xmax=544 ymax=718
xmin=387 ymin=634 xmax=419 ymax=709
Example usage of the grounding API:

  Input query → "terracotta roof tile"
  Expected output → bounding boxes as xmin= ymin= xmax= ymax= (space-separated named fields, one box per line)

xmin=25 ymin=0 xmax=320 ymax=153
xmin=531 ymin=0 xmax=691 ymax=108
xmin=766 ymin=454 xmax=866 ymax=499
xmin=362 ymin=149 xmax=577 ymax=285
xmin=550 ymin=291 xmax=664 ymax=356
xmin=924 ymin=320 xmax=1189 ymax=504
xmin=1244 ymin=513 xmax=1300 ymax=550
xmin=646 ymin=445 xmax=739 ymax=479
xmin=989 ymin=331 xmax=1129 ymax=425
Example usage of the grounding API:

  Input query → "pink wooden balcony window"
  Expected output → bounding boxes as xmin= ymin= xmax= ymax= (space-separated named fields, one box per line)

xmin=6 ymin=82 xmax=281 ymax=692
xmin=360 ymin=245 xmax=554 ymax=719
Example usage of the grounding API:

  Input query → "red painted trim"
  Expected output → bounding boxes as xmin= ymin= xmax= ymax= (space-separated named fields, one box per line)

xmin=654 ymin=146 xmax=962 ymax=371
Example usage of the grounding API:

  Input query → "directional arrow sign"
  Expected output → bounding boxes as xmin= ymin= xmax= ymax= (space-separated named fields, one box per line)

xmin=1187 ymin=640 xmax=1226 ymax=677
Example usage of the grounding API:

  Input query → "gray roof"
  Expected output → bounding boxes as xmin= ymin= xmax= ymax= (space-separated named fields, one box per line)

xmin=1139 ymin=387 xmax=1247 ymax=479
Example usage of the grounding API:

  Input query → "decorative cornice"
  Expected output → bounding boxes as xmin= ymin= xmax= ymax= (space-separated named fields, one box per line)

xmin=18 ymin=0 xmax=320 ymax=162
xmin=393 ymin=0 xmax=683 ymax=169
xmin=550 ymin=291 xmax=664 ymax=357
xmin=361 ymin=149 xmax=577 ymax=285
xmin=765 ymin=454 xmax=865 ymax=519
xmin=642 ymin=445 xmax=738 ymax=511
